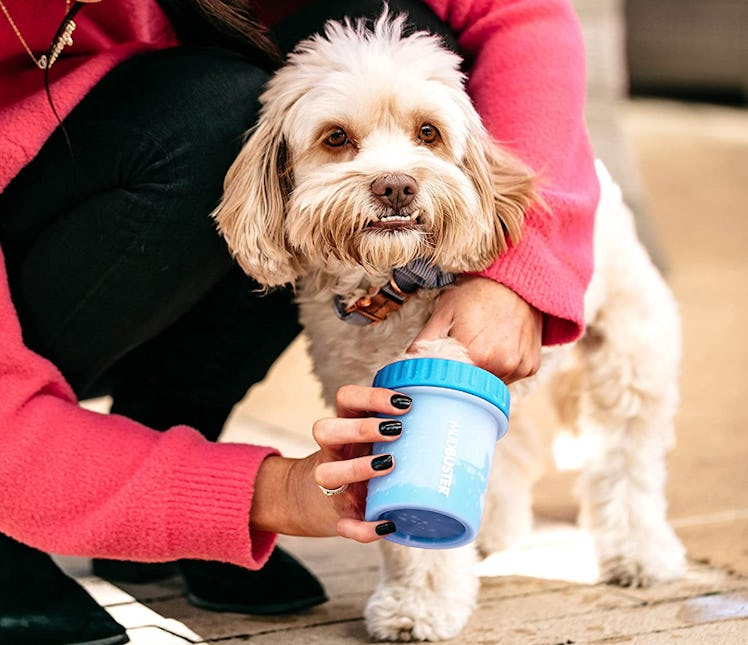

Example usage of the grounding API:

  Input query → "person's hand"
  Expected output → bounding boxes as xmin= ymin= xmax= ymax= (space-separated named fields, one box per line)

xmin=412 ymin=275 xmax=543 ymax=384
xmin=250 ymin=385 xmax=411 ymax=542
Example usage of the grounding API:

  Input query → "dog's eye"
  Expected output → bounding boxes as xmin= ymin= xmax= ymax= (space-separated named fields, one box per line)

xmin=418 ymin=123 xmax=440 ymax=144
xmin=324 ymin=128 xmax=349 ymax=148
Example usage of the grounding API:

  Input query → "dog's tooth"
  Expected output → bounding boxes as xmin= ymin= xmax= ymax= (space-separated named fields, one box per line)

xmin=375 ymin=212 xmax=420 ymax=224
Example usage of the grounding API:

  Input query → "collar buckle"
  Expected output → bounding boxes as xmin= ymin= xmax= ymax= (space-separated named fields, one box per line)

xmin=344 ymin=279 xmax=408 ymax=324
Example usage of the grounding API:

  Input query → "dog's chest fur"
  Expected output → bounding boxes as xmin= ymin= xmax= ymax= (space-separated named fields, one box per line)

xmin=298 ymin=281 xmax=442 ymax=405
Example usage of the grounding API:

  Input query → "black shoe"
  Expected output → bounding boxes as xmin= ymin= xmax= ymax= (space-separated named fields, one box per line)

xmin=92 ymin=559 xmax=178 ymax=584
xmin=179 ymin=547 xmax=327 ymax=615
xmin=0 ymin=535 xmax=129 ymax=645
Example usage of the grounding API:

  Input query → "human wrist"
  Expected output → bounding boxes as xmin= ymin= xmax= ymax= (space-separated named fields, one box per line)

xmin=250 ymin=454 xmax=295 ymax=534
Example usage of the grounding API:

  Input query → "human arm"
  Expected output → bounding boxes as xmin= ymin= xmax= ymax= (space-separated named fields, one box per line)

xmin=0 ymin=248 xmax=277 ymax=568
xmin=414 ymin=0 xmax=600 ymax=378
xmin=0 ymin=248 xmax=399 ymax=568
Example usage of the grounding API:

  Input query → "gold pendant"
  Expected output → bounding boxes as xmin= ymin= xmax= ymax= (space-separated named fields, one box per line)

xmin=47 ymin=19 xmax=76 ymax=68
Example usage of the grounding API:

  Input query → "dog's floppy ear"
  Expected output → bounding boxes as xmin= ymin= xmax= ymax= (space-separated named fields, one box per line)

xmin=462 ymin=129 xmax=538 ymax=261
xmin=212 ymin=117 xmax=300 ymax=287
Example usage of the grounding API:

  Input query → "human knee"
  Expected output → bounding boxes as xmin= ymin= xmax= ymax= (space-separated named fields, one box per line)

xmin=157 ymin=47 xmax=270 ymax=183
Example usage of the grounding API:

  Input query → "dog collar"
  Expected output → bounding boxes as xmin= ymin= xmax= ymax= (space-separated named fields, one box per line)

xmin=335 ymin=258 xmax=456 ymax=325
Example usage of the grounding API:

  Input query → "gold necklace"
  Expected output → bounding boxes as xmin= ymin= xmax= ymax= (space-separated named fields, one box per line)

xmin=0 ymin=0 xmax=74 ymax=70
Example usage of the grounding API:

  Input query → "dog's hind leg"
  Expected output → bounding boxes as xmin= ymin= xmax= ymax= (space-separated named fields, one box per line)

xmin=365 ymin=541 xmax=479 ymax=642
xmin=574 ymin=172 xmax=686 ymax=587
xmin=575 ymin=320 xmax=686 ymax=586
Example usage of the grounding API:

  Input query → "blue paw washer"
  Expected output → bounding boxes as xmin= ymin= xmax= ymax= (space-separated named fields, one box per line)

xmin=365 ymin=357 xmax=510 ymax=549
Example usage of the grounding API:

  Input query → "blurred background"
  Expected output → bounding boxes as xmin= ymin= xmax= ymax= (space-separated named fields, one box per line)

xmin=626 ymin=0 xmax=746 ymax=106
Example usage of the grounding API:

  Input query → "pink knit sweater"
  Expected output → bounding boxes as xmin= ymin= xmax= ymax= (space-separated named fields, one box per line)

xmin=0 ymin=0 xmax=598 ymax=567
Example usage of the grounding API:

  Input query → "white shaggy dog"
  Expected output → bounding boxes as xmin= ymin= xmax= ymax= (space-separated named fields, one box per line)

xmin=213 ymin=12 xmax=686 ymax=642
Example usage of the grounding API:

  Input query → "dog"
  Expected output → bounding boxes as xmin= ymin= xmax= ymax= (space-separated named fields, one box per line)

xmin=213 ymin=11 xmax=686 ymax=642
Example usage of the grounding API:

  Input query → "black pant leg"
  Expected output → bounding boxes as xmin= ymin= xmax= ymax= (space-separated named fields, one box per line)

xmin=0 ymin=46 xmax=279 ymax=400
xmin=109 ymin=266 xmax=300 ymax=441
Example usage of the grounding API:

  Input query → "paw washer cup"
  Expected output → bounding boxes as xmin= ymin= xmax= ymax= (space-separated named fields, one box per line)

xmin=365 ymin=357 xmax=510 ymax=549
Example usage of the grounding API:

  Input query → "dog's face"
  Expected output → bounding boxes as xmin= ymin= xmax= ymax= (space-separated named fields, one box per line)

xmin=214 ymin=13 xmax=536 ymax=286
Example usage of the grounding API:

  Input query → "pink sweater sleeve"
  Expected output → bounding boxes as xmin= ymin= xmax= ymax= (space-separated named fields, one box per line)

xmin=0 ymin=249 xmax=276 ymax=568
xmin=424 ymin=0 xmax=600 ymax=344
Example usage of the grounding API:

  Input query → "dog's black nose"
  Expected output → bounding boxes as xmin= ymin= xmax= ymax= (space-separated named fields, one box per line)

xmin=371 ymin=173 xmax=418 ymax=210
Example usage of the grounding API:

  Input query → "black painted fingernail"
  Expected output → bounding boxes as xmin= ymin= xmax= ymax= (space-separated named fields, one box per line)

xmin=390 ymin=394 xmax=412 ymax=409
xmin=376 ymin=521 xmax=397 ymax=536
xmin=371 ymin=454 xmax=393 ymax=471
xmin=379 ymin=420 xmax=402 ymax=436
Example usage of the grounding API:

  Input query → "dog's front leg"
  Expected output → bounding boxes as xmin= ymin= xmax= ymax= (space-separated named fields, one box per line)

xmin=365 ymin=540 xmax=479 ymax=642
xmin=478 ymin=395 xmax=545 ymax=555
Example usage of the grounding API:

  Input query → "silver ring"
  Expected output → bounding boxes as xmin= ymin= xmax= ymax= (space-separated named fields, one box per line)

xmin=318 ymin=483 xmax=349 ymax=496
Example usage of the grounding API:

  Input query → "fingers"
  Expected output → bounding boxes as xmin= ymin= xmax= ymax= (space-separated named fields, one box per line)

xmin=312 ymin=416 xmax=402 ymax=450
xmin=337 ymin=518 xmax=397 ymax=543
xmin=489 ymin=312 xmax=543 ymax=383
xmin=313 ymin=452 xmax=397 ymax=545
xmin=314 ymin=453 xmax=394 ymax=491
xmin=335 ymin=384 xmax=412 ymax=418
xmin=312 ymin=387 xmax=407 ymax=545
xmin=497 ymin=354 xmax=542 ymax=384
xmin=474 ymin=336 xmax=542 ymax=384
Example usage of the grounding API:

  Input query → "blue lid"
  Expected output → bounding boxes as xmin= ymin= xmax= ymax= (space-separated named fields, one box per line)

xmin=373 ymin=357 xmax=510 ymax=417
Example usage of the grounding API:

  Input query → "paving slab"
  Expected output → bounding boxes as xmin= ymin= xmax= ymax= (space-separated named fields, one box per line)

xmin=142 ymin=578 xmax=373 ymax=641
xmin=512 ymin=591 xmax=748 ymax=644
xmin=197 ymin=567 xmax=748 ymax=645
xmin=595 ymin=619 xmax=748 ymax=644
xmin=673 ymin=517 xmax=748 ymax=580
xmin=613 ymin=562 xmax=748 ymax=605
xmin=125 ymin=626 xmax=195 ymax=645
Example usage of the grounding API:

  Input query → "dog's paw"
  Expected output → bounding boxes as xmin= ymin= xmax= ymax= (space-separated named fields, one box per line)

xmin=407 ymin=338 xmax=472 ymax=363
xmin=598 ymin=526 xmax=686 ymax=588
xmin=364 ymin=585 xmax=475 ymax=642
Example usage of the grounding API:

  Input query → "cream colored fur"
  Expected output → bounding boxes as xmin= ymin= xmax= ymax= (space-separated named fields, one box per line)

xmin=213 ymin=12 xmax=685 ymax=642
